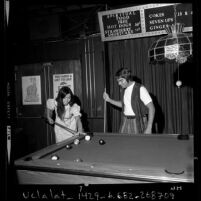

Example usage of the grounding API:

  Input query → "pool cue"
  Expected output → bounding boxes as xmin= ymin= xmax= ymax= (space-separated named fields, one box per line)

xmin=41 ymin=116 xmax=85 ymax=136
xmin=54 ymin=122 xmax=89 ymax=136
xmin=103 ymin=87 xmax=107 ymax=133
xmin=54 ymin=122 xmax=78 ymax=136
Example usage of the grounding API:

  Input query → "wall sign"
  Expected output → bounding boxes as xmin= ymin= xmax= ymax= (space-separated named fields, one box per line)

xmin=98 ymin=3 xmax=192 ymax=41
xmin=22 ymin=75 xmax=42 ymax=105
xmin=53 ymin=74 xmax=74 ymax=98
xmin=102 ymin=10 xmax=141 ymax=38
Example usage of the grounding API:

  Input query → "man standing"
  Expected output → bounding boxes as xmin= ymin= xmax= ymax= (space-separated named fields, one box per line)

xmin=103 ymin=68 xmax=155 ymax=134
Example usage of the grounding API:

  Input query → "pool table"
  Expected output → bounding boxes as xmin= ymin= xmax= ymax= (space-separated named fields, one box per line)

xmin=14 ymin=133 xmax=194 ymax=185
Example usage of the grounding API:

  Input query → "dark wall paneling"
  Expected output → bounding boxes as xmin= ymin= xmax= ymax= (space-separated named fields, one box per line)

xmin=29 ymin=15 xmax=61 ymax=40
xmin=15 ymin=59 xmax=83 ymax=149
xmin=13 ymin=118 xmax=49 ymax=159
xmin=13 ymin=35 xmax=106 ymax=156
xmin=48 ymin=60 xmax=83 ymax=103
xmin=44 ymin=40 xmax=80 ymax=61
xmin=13 ymin=40 xmax=80 ymax=65
xmin=15 ymin=63 xmax=47 ymax=118
xmin=60 ymin=7 xmax=100 ymax=39
xmin=14 ymin=63 xmax=53 ymax=157
xmin=87 ymin=118 xmax=104 ymax=133
xmin=13 ymin=43 xmax=43 ymax=65
xmin=93 ymin=37 xmax=105 ymax=117
xmin=80 ymin=37 xmax=105 ymax=132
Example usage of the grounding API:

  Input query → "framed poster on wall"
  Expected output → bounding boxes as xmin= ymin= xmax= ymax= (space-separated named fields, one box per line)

xmin=53 ymin=74 xmax=74 ymax=98
xmin=22 ymin=75 xmax=42 ymax=105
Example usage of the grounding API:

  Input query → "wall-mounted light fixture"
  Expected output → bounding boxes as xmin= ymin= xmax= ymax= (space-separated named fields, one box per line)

xmin=148 ymin=4 xmax=193 ymax=88
xmin=148 ymin=4 xmax=193 ymax=65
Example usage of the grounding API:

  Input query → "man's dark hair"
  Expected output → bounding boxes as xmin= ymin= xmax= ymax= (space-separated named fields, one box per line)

xmin=115 ymin=68 xmax=132 ymax=82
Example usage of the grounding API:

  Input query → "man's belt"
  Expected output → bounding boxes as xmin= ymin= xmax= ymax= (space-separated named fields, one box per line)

xmin=125 ymin=116 xmax=136 ymax=119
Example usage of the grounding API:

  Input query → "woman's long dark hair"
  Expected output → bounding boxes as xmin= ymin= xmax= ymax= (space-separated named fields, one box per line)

xmin=55 ymin=86 xmax=74 ymax=120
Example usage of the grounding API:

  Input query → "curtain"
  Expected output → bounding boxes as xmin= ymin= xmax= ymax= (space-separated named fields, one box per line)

xmin=106 ymin=36 xmax=194 ymax=134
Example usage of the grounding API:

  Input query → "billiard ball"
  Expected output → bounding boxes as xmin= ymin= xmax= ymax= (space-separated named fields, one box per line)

xmin=75 ymin=158 xmax=83 ymax=162
xmin=66 ymin=144 xmax=72 ymax=149
xmin=74 ymin=139 xmax=80 ymax=145
xmin=51 ymin=155 xmax=59 ymax=160
xmin=85 ymin=135 xmax=91 ymax=141
xmin=99 ymin=139 xmax=105 ymax=145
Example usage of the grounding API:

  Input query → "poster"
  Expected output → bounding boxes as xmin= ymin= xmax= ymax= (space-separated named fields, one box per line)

xmin=53 ymin=74 xmax=74 ymax=98
xmin=22 ymin=75 xmax=42 ymax=105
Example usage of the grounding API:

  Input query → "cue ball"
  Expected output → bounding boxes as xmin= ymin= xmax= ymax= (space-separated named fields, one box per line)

xmin=99 ymin=139 xmax=105 ymax=145
xmin=74 ymin=139 xmax=80 ymax=145
xmin=85 ymin=135 xmax=91 ymax=141
xmin=51 ymin=155 xmax=59 ymax=160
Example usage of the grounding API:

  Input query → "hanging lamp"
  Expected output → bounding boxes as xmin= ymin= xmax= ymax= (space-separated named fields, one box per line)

xmin=148 ymin=4 xmax=193 ymax=65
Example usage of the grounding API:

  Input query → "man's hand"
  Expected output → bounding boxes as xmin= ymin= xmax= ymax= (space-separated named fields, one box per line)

xmin=144 ymin=127 xmax=152 ymax=134
xmin=103 ymin=92 xmax=110 ymax=102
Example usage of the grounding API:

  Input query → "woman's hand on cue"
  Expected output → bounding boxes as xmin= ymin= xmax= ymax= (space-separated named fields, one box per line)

xmin=47 ymin=118 xmax=54 ymax=125
xmin=78 ymin=131 xmax=85 ymax=136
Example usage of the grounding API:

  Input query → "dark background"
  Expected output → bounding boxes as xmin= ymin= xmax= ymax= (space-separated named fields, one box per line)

xmin=2 ymin=1 xmax=200 ymax=201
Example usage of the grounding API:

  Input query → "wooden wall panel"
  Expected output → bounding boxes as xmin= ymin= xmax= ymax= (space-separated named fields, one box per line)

xmin=14 ymin=63 xmax=52 ymax=158
xmin=80 ymin=37 xmax=105 ymax=132
xmin=14 ymin=60 xmax=83 ymax=157
xmin=13 ymin=119 xmax=50 ymax=159
xmin=47 ymin=60 xmax=82 ymax=103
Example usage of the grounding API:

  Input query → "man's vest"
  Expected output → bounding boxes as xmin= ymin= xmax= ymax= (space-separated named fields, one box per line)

xmin=122 ymin=82 xmax=148 ymax=133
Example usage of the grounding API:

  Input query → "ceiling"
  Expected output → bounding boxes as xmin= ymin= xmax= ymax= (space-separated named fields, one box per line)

xmin=9 ymin=1 xmax=140 ymax=43
xmin=13 ymin=1 xmax=139 ymax=17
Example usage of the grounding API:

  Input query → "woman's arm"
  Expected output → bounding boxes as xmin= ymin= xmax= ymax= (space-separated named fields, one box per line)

xmin=46 ymin=108 xmax=54 ymax=124
xmin=75 ymin=116 xmax=84 ymax=132
xmin=46 ymin=99 xmax=55 ymax=124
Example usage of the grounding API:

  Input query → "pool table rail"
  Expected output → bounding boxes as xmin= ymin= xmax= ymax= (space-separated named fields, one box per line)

xmin=14 ymin=133 xmax=194 ymax=184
